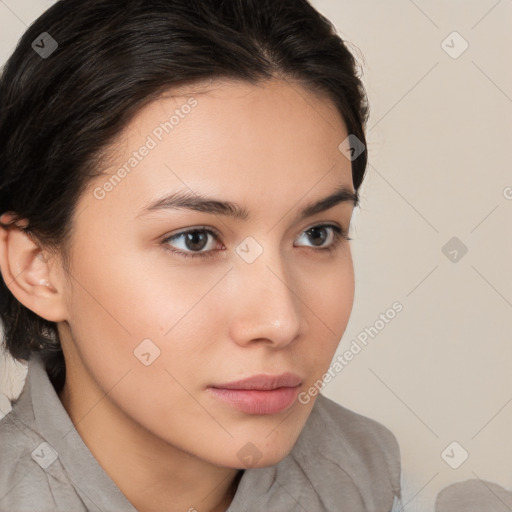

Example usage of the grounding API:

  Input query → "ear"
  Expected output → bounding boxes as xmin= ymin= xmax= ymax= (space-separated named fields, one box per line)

xmin=0 ymin=212 xmax=68 ymax=322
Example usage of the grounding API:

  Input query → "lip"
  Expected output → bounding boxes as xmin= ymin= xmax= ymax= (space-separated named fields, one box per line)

xmin=207 ymin=373 xmax=303 ymax=415
xmin=212 ymin=373 xmax=303 ymax=391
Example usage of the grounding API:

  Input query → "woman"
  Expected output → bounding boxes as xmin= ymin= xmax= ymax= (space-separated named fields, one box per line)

xmin=0 ymin=0 xmax=402 ymax=510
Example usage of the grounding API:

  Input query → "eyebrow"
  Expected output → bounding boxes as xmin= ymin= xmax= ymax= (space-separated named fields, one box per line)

xmin=136 ymin=183 xmax=359 ymax=221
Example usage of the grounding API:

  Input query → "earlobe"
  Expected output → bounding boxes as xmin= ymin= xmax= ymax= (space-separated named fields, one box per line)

xmin=0 ymin=212 xmax=68 ymax=322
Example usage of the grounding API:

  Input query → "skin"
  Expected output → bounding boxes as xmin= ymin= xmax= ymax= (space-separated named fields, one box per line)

xmin=0 ymin=77 xmax=357 ymax=512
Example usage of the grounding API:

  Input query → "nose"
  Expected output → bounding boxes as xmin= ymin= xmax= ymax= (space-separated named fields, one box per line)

xmin=227 ymin=248 xmax=305 ymax=349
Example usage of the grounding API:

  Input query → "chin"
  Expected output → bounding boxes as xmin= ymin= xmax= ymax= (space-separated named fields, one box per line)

xmin=246 ymin=451 xmax=292 ymax=469
xmin=232 ymin=438 xmax=298 ymax=470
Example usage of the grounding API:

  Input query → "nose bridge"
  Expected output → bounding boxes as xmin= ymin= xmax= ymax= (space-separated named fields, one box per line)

xmin=228 ymin=238 xmax=304 ymax=347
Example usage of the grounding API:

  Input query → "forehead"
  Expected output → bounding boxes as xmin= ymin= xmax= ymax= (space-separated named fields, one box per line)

xmin=82 ymin=78 xmax=353 ymax=220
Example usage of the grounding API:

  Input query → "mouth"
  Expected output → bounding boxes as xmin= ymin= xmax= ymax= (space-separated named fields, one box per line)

xmin=207 ymin=373 xmax=303 ymax=415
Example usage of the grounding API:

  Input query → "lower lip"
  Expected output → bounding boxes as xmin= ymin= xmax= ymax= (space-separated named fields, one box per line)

xmin=207 ymin=386 xmax=300 ymax=415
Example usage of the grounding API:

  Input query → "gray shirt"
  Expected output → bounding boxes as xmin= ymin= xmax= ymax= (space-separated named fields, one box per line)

xmin=0 ymin=352 xmax=402 ymax=511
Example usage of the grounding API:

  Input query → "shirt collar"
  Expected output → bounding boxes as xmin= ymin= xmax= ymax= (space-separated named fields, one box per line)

xmin=23 ymin=351 xmax=138 ymax=511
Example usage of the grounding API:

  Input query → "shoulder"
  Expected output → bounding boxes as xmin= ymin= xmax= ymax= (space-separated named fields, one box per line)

xmin=236 ymin=395 xmax=402 ymax=512
xmin=0 ymin=407 xmax=35 ymax=472
xmin=0 ymin=409 xmax=45 ymax=508
xmin=0 ymin=407 xmax=69 ymax=512
xmin=314 ymin=393 xmax=401 ymax=465
xmin=299 ymin=393 xmax=402 ymax=505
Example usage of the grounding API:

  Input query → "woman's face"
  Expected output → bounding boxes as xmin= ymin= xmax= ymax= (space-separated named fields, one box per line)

xmin=57 ymin=78 xmax=357 ymax=468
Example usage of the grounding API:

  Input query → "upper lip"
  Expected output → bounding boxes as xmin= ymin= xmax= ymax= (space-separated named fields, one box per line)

xmin=210 ymin=373 xmax=303 ymax=391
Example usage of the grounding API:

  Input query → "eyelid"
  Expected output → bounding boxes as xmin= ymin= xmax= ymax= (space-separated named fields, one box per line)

xmin=163 ymin=225 xmax=222 ymax=240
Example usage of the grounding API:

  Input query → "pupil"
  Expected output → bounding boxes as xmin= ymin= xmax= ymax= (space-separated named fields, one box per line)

xmin=186 ymin=231 xmax=207 ymax=251
xmin=309 ymin=227 xmax=327 ymax=246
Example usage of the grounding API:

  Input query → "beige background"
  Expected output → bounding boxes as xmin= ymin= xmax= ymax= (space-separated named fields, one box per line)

xmin=1 ymin=1 xmax=511 ymax=510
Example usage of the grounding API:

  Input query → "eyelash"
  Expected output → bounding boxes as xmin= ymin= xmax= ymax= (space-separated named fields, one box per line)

xmin=161 ymin=223 xmax=352 ymax=260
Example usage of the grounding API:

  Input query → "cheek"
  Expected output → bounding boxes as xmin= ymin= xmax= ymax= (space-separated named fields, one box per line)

xmin=299 ymin=252 xmax=355 ymax=371
xmin=62 ymin=249 xmax=221 ymax=428
xmin=68 ymin=240 xmax=206 ymax=330
xmin=64 ymin=246 xmax=225 ymax=378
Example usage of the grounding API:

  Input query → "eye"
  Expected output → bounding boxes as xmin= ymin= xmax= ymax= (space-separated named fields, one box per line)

xmin=162 ymin=227 xmax=221 ymax=259
xmin=294 ymin=224 xmax=351 ymax=252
